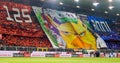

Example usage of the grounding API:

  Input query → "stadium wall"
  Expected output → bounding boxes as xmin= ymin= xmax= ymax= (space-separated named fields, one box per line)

xmin=0 ymin=51 xmax=120 ymax=58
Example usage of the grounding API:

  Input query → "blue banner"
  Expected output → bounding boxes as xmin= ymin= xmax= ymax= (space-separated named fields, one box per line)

xmin=87 ymin=16 xmax=120 ymax=41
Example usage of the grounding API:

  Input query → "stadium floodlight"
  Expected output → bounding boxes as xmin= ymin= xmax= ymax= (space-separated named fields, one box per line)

xmin=116 ymin=14 xmax=119 ymax=16
xmin=91 ymin=9 xmax=95 ymax=11
xmin=41 ymin=0 xmax=45 ymax=1
xmin=108 ymin=6 xmax=114 ymax=10
xmin=93 ymin=2 xmax=99 ymax=6
xmin=76 ymin=6 xmax=80 ymax=8
xmin=108 ymin=0 xmax=112 ymax=2
xmin=74 ymin=0 xmax=79 ymax=2
xmin=105 ymin=11 xmax=108 ymax=14
xmin=59 ymin=2 xmax=63 ymax=5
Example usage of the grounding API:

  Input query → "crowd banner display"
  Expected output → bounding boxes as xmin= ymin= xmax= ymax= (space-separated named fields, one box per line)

xmin=87 ymin=16 xmax=120 ymax=48
xmin=32 ymin=7 xmax=108 ymax=50
xmin=0 ymin=1 xmax=52 ymax=48
xmin=77 ymin=14 xmax=108 ymax=48
xmin=87 ymin=16 xmax=112 ymax=32
xmin=0 ymin=1 xmax=38 ymax=36
xmin=32 ymin=7 xmax=59 ymax=48
xmin=0 ymin=0 xmax=120 ymax=51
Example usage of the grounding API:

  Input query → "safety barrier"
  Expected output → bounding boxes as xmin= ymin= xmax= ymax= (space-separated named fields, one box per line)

xmin=0 ymin=51 xmax=120 ymax=58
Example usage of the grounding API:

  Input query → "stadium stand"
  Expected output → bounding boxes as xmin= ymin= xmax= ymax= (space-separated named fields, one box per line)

xmin=0 ymin=1 xmax=52 ymax=48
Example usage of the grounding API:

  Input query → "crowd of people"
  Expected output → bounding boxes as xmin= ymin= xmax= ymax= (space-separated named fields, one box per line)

xmin=106 ymin=41 xmax=120 ymax=50
xmin=0 ymin=20 xmax=44 ymax=37
xmin=0 ymin=19 xmax=52 ymax=48
xmin=97 ymin=32 xmax=120 ymax=50
xmin=1 ymin=34 xmax=52 ymax=48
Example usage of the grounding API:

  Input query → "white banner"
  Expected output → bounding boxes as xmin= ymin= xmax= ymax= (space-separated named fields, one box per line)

xmin=83 ymin=54 xmax=90 ymax=57
xmin=31 ymin=53 xmax=45 ymax=57
xmin=60 ymin=54 xmax=71 ymax=57
xmin=0 ymin=51 xmax=19 ymax=57
xmin=31 ymin=52 xmax=45 ymax=57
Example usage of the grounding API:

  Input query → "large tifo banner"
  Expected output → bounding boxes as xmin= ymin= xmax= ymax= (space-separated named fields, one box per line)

xmin=1 ymin=0 xmax=119 ymax=50
xmin=32 ymin=8 xmax=107 ymax=50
